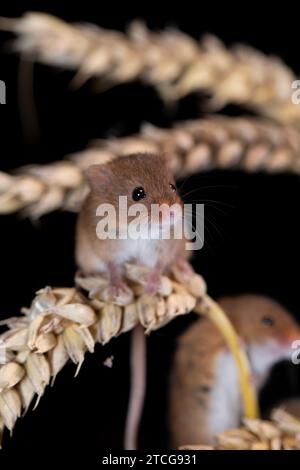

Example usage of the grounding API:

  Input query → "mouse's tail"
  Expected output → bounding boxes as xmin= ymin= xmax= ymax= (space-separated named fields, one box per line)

xmin=124 ymin=324 xmax=147 ymax=450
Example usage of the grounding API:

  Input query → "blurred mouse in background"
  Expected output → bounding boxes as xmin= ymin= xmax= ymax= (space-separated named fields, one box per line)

xmin=169 ymin=294 xmax=300 ymax=448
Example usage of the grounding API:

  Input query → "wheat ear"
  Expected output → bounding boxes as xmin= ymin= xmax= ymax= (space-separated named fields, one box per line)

xmin=0 ymin=263 xmax=258 ymax=446
xmin=0 ymin=13 xmax=299 ymax=126
xmin=0 ymin=116 xmax=299 ymax=218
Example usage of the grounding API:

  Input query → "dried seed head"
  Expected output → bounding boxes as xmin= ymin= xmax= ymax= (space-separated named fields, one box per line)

xmin=0 ymin=262 xmax=207 ymax=442
xmin=1 ymin=117 xmax=300 ymax=217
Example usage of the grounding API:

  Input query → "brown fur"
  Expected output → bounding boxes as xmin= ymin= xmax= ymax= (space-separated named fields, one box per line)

xmin=76 ymin=153 xmax=191 ymax=450
xmin=76 ymin=153 xmax=188 ymax=274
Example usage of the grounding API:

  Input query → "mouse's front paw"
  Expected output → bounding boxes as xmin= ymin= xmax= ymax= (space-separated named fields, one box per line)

xmin=108 ymin=281 xmax=133 ymax=305
xmin=173 ymin=258 xmax=195 ymax=282
xmin=144 ymin=271 xmax=162 ymax=296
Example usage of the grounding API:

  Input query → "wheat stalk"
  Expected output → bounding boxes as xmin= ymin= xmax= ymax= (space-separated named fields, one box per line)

xmin=0 ymin=13 xmax=299 ymax=126
xmin=0 ymin=263 xmax=259 ymax=447
xmin=0 ymin=116 xmax=299 ymax=218
xmin=194 ymin=296 xmax=259 ymax=420
xmin=181 ymin=409 xmax=300 ymax=450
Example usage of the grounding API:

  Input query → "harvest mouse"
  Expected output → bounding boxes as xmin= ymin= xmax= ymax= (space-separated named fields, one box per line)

xmin=76 ymin=152 xmax=192 ymax=449
xmin=76 ymin=152 xmax=191 ymax=293
xmin=169 ymin=294 xmax=300 ymax=448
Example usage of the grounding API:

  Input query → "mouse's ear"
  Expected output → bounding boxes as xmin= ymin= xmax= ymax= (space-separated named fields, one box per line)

xmin=86 ymin=163 xmax=112 ymax=189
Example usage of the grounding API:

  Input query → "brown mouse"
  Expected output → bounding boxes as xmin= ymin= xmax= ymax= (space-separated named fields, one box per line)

xmin=76 ymin=152 xmax=191 ymax=292
xmin=76 ymin=152 xmax=192 ymax=449
xmin=169 ymin=294 xmax=300 ymax=448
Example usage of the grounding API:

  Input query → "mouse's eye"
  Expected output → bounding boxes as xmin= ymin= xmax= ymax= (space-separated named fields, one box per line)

xmin=170 ymin=183 xmax=177 ymax=192
xmin=132 ymin=187 xmax=146 ymax=201
xmin=261 ymin=316 xmax=275 ymax=326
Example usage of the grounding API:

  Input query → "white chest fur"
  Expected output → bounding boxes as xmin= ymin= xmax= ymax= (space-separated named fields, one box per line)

xmin=207 ymin=340 xmax=289 ymax=441
xmin=208 ymin=351 xmax=242 ymax=440
xmin=118 ymin=237 xmax=160 ymax=268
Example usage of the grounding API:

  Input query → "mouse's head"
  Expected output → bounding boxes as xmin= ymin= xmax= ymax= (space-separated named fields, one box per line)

xmin=87 ymin=153 xmax=183 ymax=235
xmin=219 ymin=294 xmax=300 ymax=386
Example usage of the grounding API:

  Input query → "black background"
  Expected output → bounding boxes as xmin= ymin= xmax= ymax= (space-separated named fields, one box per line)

xmin=0 ymin=1 xmax=300 ymax=462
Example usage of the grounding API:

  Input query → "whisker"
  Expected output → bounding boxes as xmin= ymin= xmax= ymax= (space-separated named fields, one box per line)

xmin=179 ymin=184 xmax=237 ymax=200
xmin=184 ymin=202 xmax=232 ymax=217
xmin=185 ymin=206 xmax=228 ymax=251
